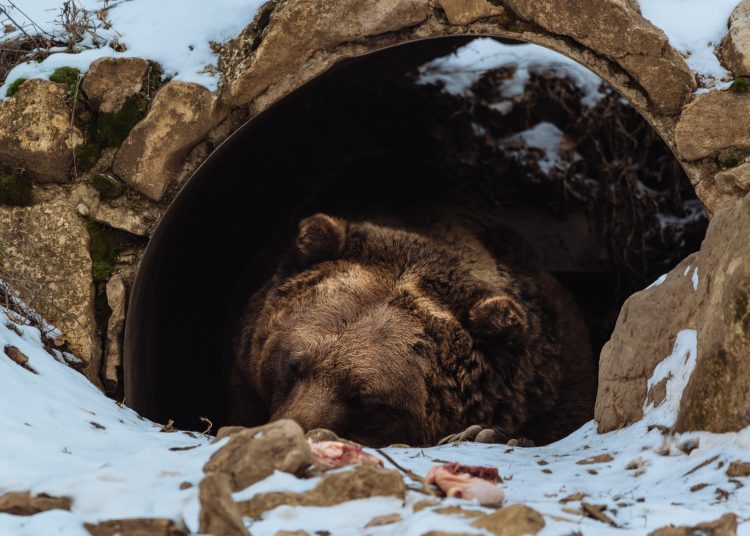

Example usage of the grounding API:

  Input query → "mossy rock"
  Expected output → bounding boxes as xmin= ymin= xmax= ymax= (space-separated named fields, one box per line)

xmin=6 ymin=78 xmax=27 ymax=98
xmin=730 ymin=77 xmax=750 ymax=93
xmin=147 ymin=62 xmax=164 ymax=95
xmin=49 ymin=67 xmax=82 ymax=100
xmin=86 ymin=220 xmax=128 ymax=282
xmin=76 ymin=143 xmax=102 ymax=173
xmin=75 ymin=93 xmax=149 ymax=171
xmin=0 ymin=174 xmax=32 ymax=206
xmin=95 ymin=94 xmax=149 ymax=147
xmin=90 ymin=174 xmax=124 ymax=199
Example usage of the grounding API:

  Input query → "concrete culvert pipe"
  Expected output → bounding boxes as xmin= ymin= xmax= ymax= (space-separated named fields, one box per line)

xmin=124 ymin=37 xmax=706 ymax=433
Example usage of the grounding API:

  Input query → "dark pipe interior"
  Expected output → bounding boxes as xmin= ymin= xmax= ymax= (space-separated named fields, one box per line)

xmin=125 ymin=37 xmax=705 ymax=430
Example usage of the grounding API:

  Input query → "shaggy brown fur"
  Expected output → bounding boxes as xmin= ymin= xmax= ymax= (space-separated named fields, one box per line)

xmin=230 ymin=214 xmax=596 ymax=447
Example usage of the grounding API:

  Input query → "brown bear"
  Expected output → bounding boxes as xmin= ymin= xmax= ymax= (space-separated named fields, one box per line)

xmin=230 ymin=213 xmax=596 ymax=447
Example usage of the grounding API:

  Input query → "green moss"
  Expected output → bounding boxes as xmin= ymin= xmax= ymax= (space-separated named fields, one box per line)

xmin=147 ymin=62 xmax=164 ymax=95
xmin=95 ymin=94 xmax=148 ymax=147
xmin=6 ymin=78 xmax=27 ymax=98
xmin=76 ymin=142 xmax=102 ymax=172
xmin=86 ymin=220 xmax=122 ymax=282
xmin=716 ymin=148 xmax=749 ymax=170
xmin=730 ymin=77 xmax=750 ymax=93
xmin=94 ymin=288 xmax=112 ymax=337
xmin=49 ymin=66 xmax=80 ymax=86
xmin=49 ymin=67 xmax=81 ymax=99
xmin=90 ymin=173 xmax=124 ymax=199
xmin=75 ymin=94 xmax=148 ymax=172
xmin=0 ymin=174 xmax=32 ymax=206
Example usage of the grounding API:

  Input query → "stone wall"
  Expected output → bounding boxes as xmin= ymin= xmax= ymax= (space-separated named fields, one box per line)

xmin=1 ymin=0 xmax=749 ymax=396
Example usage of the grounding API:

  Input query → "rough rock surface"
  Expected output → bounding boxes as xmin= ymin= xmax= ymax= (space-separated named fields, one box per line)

xmin=727 ymin=460 xmax=750 ymax=477
xmin=502 ymin=0 xmax=695 ymax=114
xmin=239 ymin=465 xmax=406 ymax=519
xmin=103 ymin=273 xmax=126 ymax=391
xmin=677 ymin=193 xmax=750 ymax=433
xmin=203 ymin=419 xmax=313 ymax=491
xmin=198 ymin=472 xmax=248 ymax=536
xmin=471 ymin=503 xmax=545 ymax=536
xmin=219 ymin=0 xmax=431 ymax=105
xmin=598 ymin=192 xmax=750 ymax=433
xmin=0 ymin=196 xmax=99 ymax=377
xmin=81 ymin=57 xmax=150 ymax=113
xmin=696 ymin=162 xmax=750 ymax=216
xmin=595 ymin=254 xmax=698 ymax=432
xmin=437 ymin=0 xmax=504 ymax=25
xmin=715 ymin=162 xmax=750 ymax=195
xmin=675 ymin=92 xmax=750 ymax=161
xmin=84 ymin=518 xmax=186 ymax=536
xmin=0 ymin=80 xmax=82 ymax=183
xmin=71 ymin=182 xmax=160 ymax=236
xmin=723 ymin=0 xmax=750 ymax=77
xmin=0 ymin=492 xmax=71 ymax=516
xmin=113 ymin=82 xmax=228 ymax=201
xmin=648 ymin=513 xmax=737 ymax=536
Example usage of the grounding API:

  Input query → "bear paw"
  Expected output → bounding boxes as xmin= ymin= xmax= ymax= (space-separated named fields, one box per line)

xmin=437 ymin=425 xmax=535 ymax=447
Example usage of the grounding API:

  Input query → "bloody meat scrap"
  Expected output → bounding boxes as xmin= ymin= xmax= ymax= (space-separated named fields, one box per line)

xmin=426 ymin=463 xmax=505 ymax=506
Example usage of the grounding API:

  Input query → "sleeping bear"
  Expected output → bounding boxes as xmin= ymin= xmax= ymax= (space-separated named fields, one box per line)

xmin=230 ymin=213 xmax=596 ymax=447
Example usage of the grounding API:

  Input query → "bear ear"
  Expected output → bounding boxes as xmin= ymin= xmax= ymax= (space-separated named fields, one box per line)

xmin=293 ymin=213 xmax=346 ymax=265
xmin=469 ymin=295 xmax=528 ymax=342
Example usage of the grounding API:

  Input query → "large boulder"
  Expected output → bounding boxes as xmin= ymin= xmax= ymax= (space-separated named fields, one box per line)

xmin=239 ymin=465 xmax=405 ymax=519
xmin=597 ymin=192 xmax=750 ymax=433
xmin=674 ymin=92 xmax=750 ymax=162
xmin=198 ymin=472 xmax=248 ymax=536
xmin=595 ymin=255 xmax=698 ymax=432
xmin=676 ymin=192 xmax=750 ymax=432
xmin=113 ymin=82 xmax=228 ymax=201
xmin=0 ymin=195 xmax=99 ymax=378
xmin=723 ymin=0 xmax=750 ymax=77
xmin=0 ymin=80 xmax=83 ymax=183
xmin=203 ymin=419 xmax=313 ymax=491
xmin=81 ymin=57 xmax=151 ymax=113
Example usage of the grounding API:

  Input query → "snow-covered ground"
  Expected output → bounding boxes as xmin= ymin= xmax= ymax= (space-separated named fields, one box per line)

xmin=0 ymin=306 xmax=223 ymax=535
xmin=1 ymin=299 xmax=749 ymax=535
xmin=0 ymin=0 xmax=264 ymax=96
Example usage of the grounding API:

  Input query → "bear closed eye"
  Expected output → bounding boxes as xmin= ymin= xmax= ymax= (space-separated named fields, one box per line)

xmin=230 ymin=213 xmax=596 ymax=447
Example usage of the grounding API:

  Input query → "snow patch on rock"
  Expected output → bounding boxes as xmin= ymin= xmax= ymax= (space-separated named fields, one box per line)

xmin=639 ymin=0 xmax=740 ymax=91
xmin=417 ymin=38 xmax=606 ymax=108
xmin=0 ymin=0 xmax=264 ymax=97
xmin=644 ymin=329 xmax=698 ymax=427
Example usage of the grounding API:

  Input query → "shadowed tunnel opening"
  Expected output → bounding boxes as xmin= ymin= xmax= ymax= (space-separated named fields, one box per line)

xmin=124 ymin=37 xmax=707 ymax=431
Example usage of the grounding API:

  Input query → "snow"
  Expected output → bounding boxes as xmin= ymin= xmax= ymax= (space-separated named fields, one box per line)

xmin=643 ymin=330 xmax=698 ymax=428
xmin=502 ymin=122 xmax=570 ymax=175
xmin=0 ymin=304 xmax=223 ymax=534
xmin=638 ymin=0 xmax=741 ymax=91
xmin=646 ymin=273 xmax=668 ymax=289
xmin=3 ymin=294 xmax=749 ymax=534
xmin=417 ymin=38 xmax=606 ymax=108
xmin=0 ymin=0 xmax=264 ymax=97
xmin=233 ymin=470 xmax=321 ymax=502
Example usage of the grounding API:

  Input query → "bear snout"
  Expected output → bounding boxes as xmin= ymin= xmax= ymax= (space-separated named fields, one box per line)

xmin=269 ymin=382 xmax=345 ymax=433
